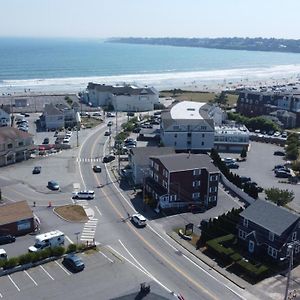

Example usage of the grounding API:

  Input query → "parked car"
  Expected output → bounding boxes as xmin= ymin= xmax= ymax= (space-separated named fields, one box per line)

xmin=47 ymin=180 xmax=60 ymax=190
xmin=275 ymin=170 xmax=292 ymax=178
xmin=127 ymin=112 xmax=135 ymax=117
xmin=102 ymin=155 xmax=115 ymax=163
xmin=63 ymin=137 xmax=70 ymax=143
xmin=226 ymin=162 xmax=239 ymax=169
xmin=222 ymin=157 xmax=236 ymax=164
xmin=132 ymin=127 xmax=141 ymax=133
xmin=62 ymin=254 xmax=85 ymax=272
xmin=107 ymin=121 xmax=113 ymax=127
xmin=93 ymin=165 xmax=102 ymax=173
xmin=0 ymin=235 xmax=16 ymax=245
xmin=131 ymin=214 xmax=147 ymax=227
xmin=92 ymin=112 xmax=101 ymax=117
xmin=104 ymin=131 xmax=111 ymax=136
xmin=106 ymin=112 xmax=115 ymax=117
xmin=274 ymin=151 xmax=285 ymax=156
xmin=32 ymin=166 xmax=42 ymax=174
xmin=240 ymin=176 xmax=251 ymax=184
xmin=43 ymin=137 xmax=49 ymax=144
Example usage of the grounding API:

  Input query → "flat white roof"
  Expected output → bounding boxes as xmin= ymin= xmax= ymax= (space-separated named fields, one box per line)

xmin=170 ymin=101 xmax=206 ymax=120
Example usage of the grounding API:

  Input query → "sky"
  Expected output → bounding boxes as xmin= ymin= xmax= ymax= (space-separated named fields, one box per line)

xmin=1 ymin=0 xmax=300 ymax=39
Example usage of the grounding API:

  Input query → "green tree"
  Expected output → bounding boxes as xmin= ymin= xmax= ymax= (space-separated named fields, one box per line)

xmin=265 ymin=188 xmax=294 ymax=206
xmin=214 ymin=92 xmax=228 ymax=106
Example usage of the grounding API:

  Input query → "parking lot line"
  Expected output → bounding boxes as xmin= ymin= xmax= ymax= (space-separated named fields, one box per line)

xmin=24 ymin=270 xmax=38 ymax=286
xmin=55 ymin=261 xmax=70 ymax=275
xmin=95 ymin=205 xmax=102 ymax=216
xmin=40 ymin=265 xmax=54 ymax=280
xmin=98 ymin=250 xmax=114 ymax=263
xmin=8 ymin=275 xmax=20 ymax=292
xmin=65 ymin=235 xmax=74 ymax=244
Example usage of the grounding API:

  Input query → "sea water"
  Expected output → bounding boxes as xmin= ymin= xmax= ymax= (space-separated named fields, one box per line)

xmin=1 ymin=37 xmax=300 ymax=93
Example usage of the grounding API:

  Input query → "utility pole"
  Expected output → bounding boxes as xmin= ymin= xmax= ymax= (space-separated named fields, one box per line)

xmin=76 ymin=125 xmax=79 ymax=147
xmin=284 ymin=244 xmax=294 ymax=300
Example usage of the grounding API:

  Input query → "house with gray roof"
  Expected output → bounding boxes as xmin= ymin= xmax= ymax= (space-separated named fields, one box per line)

xmin=84 ymin=82 xmax=159 ymax=111
xmin=145 ymin=153 xmax=220 ymax=212
xmin=237 ymin=199 xmax=300 ymax=260
xmin=128 ymin=147 xmax=175 ymax=185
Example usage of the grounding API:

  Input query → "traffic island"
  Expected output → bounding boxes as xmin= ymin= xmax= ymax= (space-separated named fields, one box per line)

xmin=54 ymin=205 xmax=88 ymax=222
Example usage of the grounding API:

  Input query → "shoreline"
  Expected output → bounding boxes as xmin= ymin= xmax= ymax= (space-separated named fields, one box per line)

xmin=1 ymin=66 xmax=300 ymax=96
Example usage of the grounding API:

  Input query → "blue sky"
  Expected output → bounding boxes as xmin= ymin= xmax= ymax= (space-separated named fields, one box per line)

xmin=1 ymin=0 xmax=300 ymax=39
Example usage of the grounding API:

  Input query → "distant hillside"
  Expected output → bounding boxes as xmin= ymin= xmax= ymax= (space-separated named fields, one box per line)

xmin=108 ymin=37 xmax=300 ymax=54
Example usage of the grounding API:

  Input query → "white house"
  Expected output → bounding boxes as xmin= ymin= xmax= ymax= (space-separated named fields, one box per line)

xmin=160 ymin=101 xmax=215 ymax=152
xmin=0 ymin=106 xmax=11 ymax=127
xmin=84 ymin=83 xmax=159 ymax=112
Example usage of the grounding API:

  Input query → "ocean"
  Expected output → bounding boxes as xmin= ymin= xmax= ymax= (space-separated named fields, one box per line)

xmin=1 ymin=37 xmax=300 ymax=93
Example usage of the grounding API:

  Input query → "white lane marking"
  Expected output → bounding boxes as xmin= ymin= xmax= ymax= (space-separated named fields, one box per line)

xmin=8 ymin=275 xmax=20 ymax=292
xmin=24 ymin=270 xmax=38 ymax=286
xmin=40 ymin=265 xmax=54 ymax=280
xmin=80 ymin=237 xmax=94 ymax=241
xmin=147 ymin=224 xmax=247 ymax=300
xmin=108 ymin=245 xmax=173 ymax=294
xmin=95 ymin=205 xmax=102 ymax=216
xmin=98 ymin=250 xmax=114 ymax=263
xmin=65 ymin=235 xmax=74 ymax=244
xmin=55 ymin=261 xmax=70 ymax=275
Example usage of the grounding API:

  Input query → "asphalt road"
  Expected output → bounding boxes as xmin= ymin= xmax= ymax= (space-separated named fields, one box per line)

xmin=0 ymin=116 xmax=263 ymax=300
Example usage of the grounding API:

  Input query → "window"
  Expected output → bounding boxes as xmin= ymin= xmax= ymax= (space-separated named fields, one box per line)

xmin=154 ymin=163 xmax=159 ymax=171
xmin=192 ymin=193 xmax=200 ymax=199
xmin=201 ymin=142 xmax=204 ymax=146
xmin=202 ymin=133 xmax=205 ymax=138
xmin=173 ymin=125 xmax=180 ymax=130
xmin=193 ymin=169 xmax=200 ymax=176
xmin=238 ymin=229 xmax=246 ymax=240
xmin=7 ymin=143 xmax=13 ymax=149
xmin=209 ymin=186 xmax=217 ymax=193
xmin=174 ymin=134 xmax=177 ymax=138
xmin=243 ymin=218 xmax=248 ymax=228
xmin=150 ymin=170 xmax=153 ymax=178
xmin=208 ymin=196 xmax=216 ymax=202
xmin=269 ymin=232 xmax=274 ymax=242
xmin=296 ymin=245 xmax=300 ymax=254
xmin=18 ymin=141 xmax=24 ymax=147
xmin=163 ymin=180 xmax=168 ymax=189
xmin=154 ymin=174 xmax=158 ymax=182
xmin=292 ymin=232 xmax=297 ymax=241
xmin=169 ymin=194 xmax=177 ymax=202
xmin=192 ymin=180 xmax=200 ymax=187
xmin=268 ymin=246 xmax=278 ymax=258
xmin=210 ymin=174 xmax=218 ymax=181
xmin=151 ymin=160 xmax=154 ymax=167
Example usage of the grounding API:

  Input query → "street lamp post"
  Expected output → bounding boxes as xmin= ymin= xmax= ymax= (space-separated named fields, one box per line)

xmin=74 ymin=232 xmax=80 ymax=245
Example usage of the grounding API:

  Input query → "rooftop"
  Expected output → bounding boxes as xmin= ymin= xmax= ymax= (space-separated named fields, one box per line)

xmin=240 ymin=199 xmax=299 ymax=236
xmin=215 ymin=124 xmax=249 ymax=136
xmin=0 ymin=200 xmax=33 ymax=226
xmin=0 ymin=127 xmax=32 ymax=143
xmin=170 ymin=101 xmax=207 ymax=120
xmin=150 ymin=153 xmax=219 ymax=173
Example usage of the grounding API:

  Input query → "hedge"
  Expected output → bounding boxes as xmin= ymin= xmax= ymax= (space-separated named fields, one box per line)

xmin=206 ymin=234 xmax=235 ymax=258
xmin=236 ymin=259 xmax=269 ymax=278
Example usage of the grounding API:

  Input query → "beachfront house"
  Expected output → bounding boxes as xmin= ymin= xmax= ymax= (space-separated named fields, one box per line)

xmin=83 ymin=83 xmax=159 ymax=111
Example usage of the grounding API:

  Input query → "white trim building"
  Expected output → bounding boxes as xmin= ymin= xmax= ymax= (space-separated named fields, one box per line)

xmin=84 ymin=83 xmax=159 ymax=112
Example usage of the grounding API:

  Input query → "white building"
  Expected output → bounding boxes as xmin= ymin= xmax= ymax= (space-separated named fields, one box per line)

xmin=84 ymin=83 xmax=159 ymax=112
xmin=160 ymin=101 xmax=249 ymax=153
xmin=214 ymin=124 xmax=249 ymax=152
xmin=160 ymin=101 xmax=215 ymax=152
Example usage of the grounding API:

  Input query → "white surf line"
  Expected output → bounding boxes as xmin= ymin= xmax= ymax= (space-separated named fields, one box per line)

xmin=98 ymin=250 xmax=114 ymax=263
xmin=24 ymin=270 xmax=38 ymax=286
xmin=40 ymin=265 xmax=54 ymax=280
xmin=147 ymin=225 xmax=247 ymax=300
xmin=65 ymin=235 xmax=74 ymax=244
xmin=8 ymin=275 xmax=20 ymax=292
xmin=55 ymin=261 xmax=70 ymax=275
xmin=95 ymin=205 xmax=102 ymax=216
xmin=108 ymin=245 xmax=173 ymax=295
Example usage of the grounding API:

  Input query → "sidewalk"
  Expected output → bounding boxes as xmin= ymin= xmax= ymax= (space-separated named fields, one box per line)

xmin=168 ymin=231 xmax=250 ymax=289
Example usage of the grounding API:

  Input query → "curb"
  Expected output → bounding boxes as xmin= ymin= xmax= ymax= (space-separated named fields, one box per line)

xmin=167 ymin=231 xmax=249 ymax=289
xmin=52 ymin=207 xmax=88 ymax=223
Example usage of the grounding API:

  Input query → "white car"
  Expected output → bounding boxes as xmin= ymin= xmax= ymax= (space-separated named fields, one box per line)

xmin=131 ymin=214 xmax=147 ymax=227
xmin=63 ymin=137 xmax=70 ymax=143
xmin=65 ymin=131 xmax=72 ymax=137
xmin=72 ymin=190 xmax=95 ymax=200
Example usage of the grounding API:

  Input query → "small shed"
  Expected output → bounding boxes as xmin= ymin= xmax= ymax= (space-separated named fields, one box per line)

xmin=0 ymin=201 xmax=34 ymax=236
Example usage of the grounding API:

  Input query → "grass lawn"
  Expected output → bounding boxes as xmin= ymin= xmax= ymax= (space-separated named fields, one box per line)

xmin=81 ymin=116 xmax=102 ymax=128
xmin=54 ymin=205 xmax=88 ymax=222
xmin=160 ymin=90 xmax=238 ymax=107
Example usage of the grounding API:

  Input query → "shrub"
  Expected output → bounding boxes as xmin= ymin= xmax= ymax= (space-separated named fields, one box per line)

xmin=0 ymin=259 xmax=6 ymax=268
xmin=19 ymin=253 xmax=33 ymax=265
xmin=236 ymin=259 xmax=269 ymax=279
xmin=4 ymin=257 xmax=19 ymax=269
xmin=66 ymin=243 xmax=77 ymax=253
xmin=40 ymin=248 xmax=52 ymax=260
xmin=51 ymin=246 xmax=65 ymax=257
xmin=77 ymin=243 xmax=87 ymax=251
xmin=31 ymin=251 xmax=42 ymax=263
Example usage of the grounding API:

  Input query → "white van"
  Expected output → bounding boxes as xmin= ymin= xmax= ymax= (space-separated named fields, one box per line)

xmin=28 ymin=230 xmax=64 ymax=252
xmin=0 ymin=249 xmax=7 ymax=260
xmin=72 ymin=190 xmax=95 ymax=200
